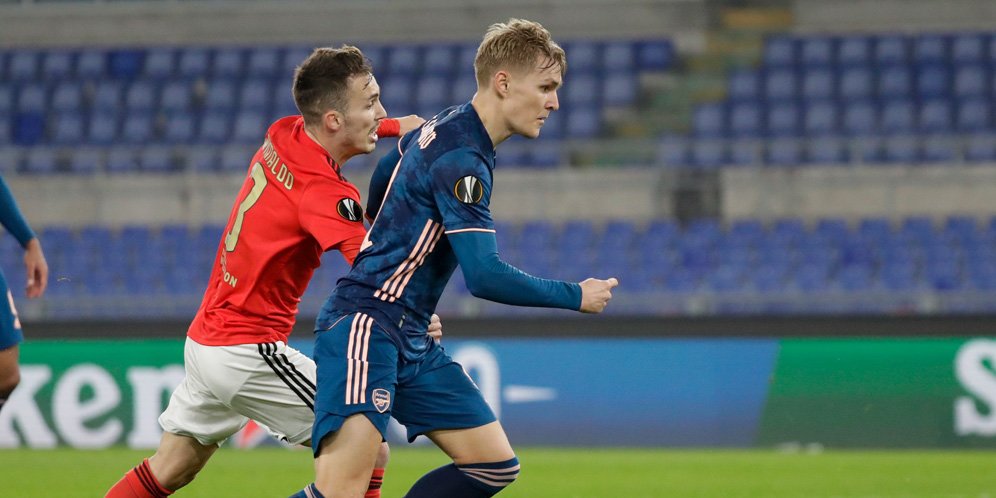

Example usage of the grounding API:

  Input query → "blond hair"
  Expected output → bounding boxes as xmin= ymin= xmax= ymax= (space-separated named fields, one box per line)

xmin=292 ymin=45 xmax=372 ymax=125
xmin=474 ymin=18 xmax=567 ymax=87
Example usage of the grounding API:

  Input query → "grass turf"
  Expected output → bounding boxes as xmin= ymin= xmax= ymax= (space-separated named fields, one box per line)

xmin=2 ymin=447 xmax=995 ymax=497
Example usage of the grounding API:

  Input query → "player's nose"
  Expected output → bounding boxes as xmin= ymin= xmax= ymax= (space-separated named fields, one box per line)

xmin=548 ymin=90 xmax=560 ymax=111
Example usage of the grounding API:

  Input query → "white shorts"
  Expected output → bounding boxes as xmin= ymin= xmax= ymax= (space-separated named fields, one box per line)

xmin=159 ymin=337 xmax=317 ymax=446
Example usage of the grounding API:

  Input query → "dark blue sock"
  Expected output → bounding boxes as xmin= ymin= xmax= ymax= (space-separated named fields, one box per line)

xmin=288 ymin=483 xmax=325 ymax=498
xmin=404 ymin=457 xmax=520 ymax=498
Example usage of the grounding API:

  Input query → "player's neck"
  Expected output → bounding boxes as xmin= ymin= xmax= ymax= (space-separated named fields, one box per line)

xmin=471 ymin=96 xmax=512 ymax=147
xmin=304 ymin=125 xmax=352 ymax=166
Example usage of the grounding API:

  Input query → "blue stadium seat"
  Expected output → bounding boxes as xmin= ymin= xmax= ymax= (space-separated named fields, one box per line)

xmin=838 ymin=66 xmax=874 ymax=100
xmin=603 ymin=73 xmax=638 ymax=107
xmin=791 ymin=264 xmax=830 ymax=292
xmin=17 ymin=85 xmax=47 ymax=113
xmin=602 ymin=41 xmax=636 ymax=72
xmin=537 ymin=109 xmax=564 ymax=139
xmin=766 ymin=103 xmax=800 ymax=137
xmin=951 ymin=33 xmax=986 ymax=65
xmin=874 ymin=35 xmax=909 ymax=66
xmin=565 ymin=41 xmax=600 ymax=73
xmin=565 ymin=73 xmax=599 ymax=106
xmin=178 ymin=48 xmax=210 ymax=78
xmin=204 ymin=79 xmax=238 ymax=111
xmin=882 ymin=134 xmax=919 ymax=163
xmin=800 ymin=37 xmax=834 ymax=67
xmin=837 ymin=36 xmax=872 ymax=66
xmin=728 ymin=102 xmax=762 ymax=138
xmin=185 ymin=147 xmax=218 ymax=172
xmin=880 ymin=99 xmax=915 ymax=134
xmin=689 ymin=140 xmax=727 ymax=169
xmin=921 ymin=134 xmax=958 ymax=163
xmin=162 ymin=112 xmax=196 ymax=144
xmin=42 ymin=51 xmax=75 ymax=81
xmin=212 ymin=47 xmax=244 ymax=78
xmin=160 ymin=80 xmax=193 ymax=113
xmin=51 ymin=82 xmax=84 ymax=112
xmin=953 ymin=64 xmax=987 ymax=99
xmin=198 ymin=111 xmax=232 ymax=144
xmin=727 ymin=70 xmax=760 ymax=102
xmin=239 ymin=78 xmax=272 ymax=111
xmin=121 ymin=112 xmax=155 ymax=144
xmin=21 ymin=148 xmax=58 ymax=174
xmin=692 ymin=102 xmax=726 ymax=138
xmin=50 ymin=112 xmax=86 ymax=145
xmin=106 ymin=148 xmax=138 ymax=173
xmin=657 ymin=135 xmax=689 ymax=167
xmin=956 ymin=98 xmax=991 ymax=132
xmin=386 ymin=46 xmax=420 ymax=76
xmin=8 ymin=51 xmax=38 ymax=81
xmin=565 ymin=107 xmax=601 ymax=138
xmin=763 ymin=36 xmax=796 ymax=68
xmin=801 ymin=68 xmax=834 ymax=100
xmin=423 ymin=44 xmax=456 ymax=75
xmin=247 ymin=47 xmax=280 ymax=78
xmin=916 ymin=64 xmax=950 ymax=99
xmin=637 ymin=39 xmax=673 ymax=71
xmin=877 ymin=65 xmax=913 ymax=99
xmin=68 ymin=149 xmax=102 ymax=174
xmin=138 ymin=147 xmax=173 ymax=172
xmin=0 ymin=84 xmax=11 ymax=115
xmin=803 ymin=100 xmax=838 ymax=135
xmin=450 ymin=74 xmax=477 ymax=104
xmin=415 ymin=75 xmax=451 ymax=111
xmin=13 ymin=112 xmax=45 ymax=145
xmin=125 ymin=80 xmax=158 ymax=111
xmin=76 ymin=50 xmax=106 ymax=80
xmin=143 ymin=48 xmax=175 ymax=79
xmin=92 ymin=81 xmax=124 ymax=113
xmin=495 ymin=140 xmax=528 ymax=168
xmin=231 ymin=110 xmax=267 ymax=143
xmin=964 ymin=133 xmax=996 ymax=162
xmin=854 ymin=136 xmax=883 ymax=163
xmin=271 ymin=78 xmax=297 ymax=118
xmin=728 ymin=140 xmax=761 ymax=166
xmin=528 ymin=141 xmax=565 ymax=168
xmin=766 ymin=138 xmax=803 ymax=166
xmin=379 ymin=77 xmax=413 ymax=116
xmin=764 ymin=69 xmax=798 ymax=101
xmin=706 ymin=265 xmax=748 ymax=293
xmin=455 ymin=43 xmax=478 ymax=76
xmin=0 ymin=116 xmax=10 ymax=145
xmin=841 ymin=100 xmax=878 ymax=136
xmin=219 ymin=144 xmax=254 ymax=172
xmin=912 ymin=34 xmax=949 ymax=65
xmin=108 ymin=49 xmax=144 ymax=79
xmin=87 ymin=111 xmax=119 ymax=145
xmin=918 ymin=99 xmax=953 ymax=133
xmin=281 ymin=46 xmax=312 ymax=77
xmin=836 ymin=264 xmax=874 ymax=291
xmin=806 ymin=136 xmax=848 ymax=164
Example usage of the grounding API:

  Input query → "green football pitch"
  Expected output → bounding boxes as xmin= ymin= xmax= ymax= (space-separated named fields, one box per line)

xmin=2 ymin=447 xmax=994 ymax=497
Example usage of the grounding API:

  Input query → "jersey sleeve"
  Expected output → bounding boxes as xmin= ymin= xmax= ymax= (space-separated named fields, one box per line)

xmin=298 ymin=179 xmax=368 ymax=259
xmin=429 ymin=148 xmax=495 ymax=233
xmin=0 ymin=175 xmax=35 ymax=247
xmin=367 ymin=130 xmax=416 ymax=221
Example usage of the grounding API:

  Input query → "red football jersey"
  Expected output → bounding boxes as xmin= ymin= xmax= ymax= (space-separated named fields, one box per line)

xmin=187 ymin=116 xmax=369 ymax=346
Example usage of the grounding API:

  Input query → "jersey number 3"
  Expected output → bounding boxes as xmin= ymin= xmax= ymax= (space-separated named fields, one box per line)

xmin=224 ymin=163 xmax=268 ymax=252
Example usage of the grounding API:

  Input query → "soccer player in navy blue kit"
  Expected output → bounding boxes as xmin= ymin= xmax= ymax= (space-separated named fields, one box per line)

xmin=294 ymin=19 xmax=618 ymax=498
xmin=0 ymin=175 xmax=48 ymax=415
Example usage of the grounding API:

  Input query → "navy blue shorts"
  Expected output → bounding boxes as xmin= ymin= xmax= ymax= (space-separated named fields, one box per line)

xmin=0 ymin=270 xmax=22 ymax=351
xmin=312 ymin=312 xmax=496 ymax=455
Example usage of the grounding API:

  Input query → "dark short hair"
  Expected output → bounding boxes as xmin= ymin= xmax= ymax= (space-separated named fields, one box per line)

xmin=292 ymin=45 xmax=373 ymax=125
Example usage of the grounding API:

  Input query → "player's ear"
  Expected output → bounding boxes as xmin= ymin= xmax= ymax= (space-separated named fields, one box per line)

xmin=493 ymin=70 xmax=510 ymax=98
xmin=324 ymin=110 xmax=343 ymax=132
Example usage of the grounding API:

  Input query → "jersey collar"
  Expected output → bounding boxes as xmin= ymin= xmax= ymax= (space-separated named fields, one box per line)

xmin=293 ymin=116 xmax=345 ymax=180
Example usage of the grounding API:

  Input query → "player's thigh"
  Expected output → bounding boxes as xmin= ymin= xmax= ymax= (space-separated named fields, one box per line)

xmin=0 ymin=344 xmax=18 ymax=392
xmin=158 ymin=339 xmax=252 ymax=446
xmin=393 ymin=342 xmax=498 ymax=444
xmin=0 ymin=271 xmax=24 ymax=354
xmin=312 ymin=313 xmax=400 ymax=453
xmin=228 ymin=341 xmax=317 ymax=445
xmin=427 ymin=421 xmax=515 ymax=465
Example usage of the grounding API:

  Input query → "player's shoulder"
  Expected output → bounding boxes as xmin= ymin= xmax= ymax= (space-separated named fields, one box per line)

xmin=410 ymin=105 xmax=490 ymax=168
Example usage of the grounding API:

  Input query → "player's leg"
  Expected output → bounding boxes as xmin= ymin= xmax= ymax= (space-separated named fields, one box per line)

xmin=0 ymin=275 xmax=25 ymax=413
xmin=394 ymin=343 xmax=518 ymax=497
xmin=237 ymin=341 xmax=390 ymax=497
xmin=294 ymin=313 xmax=400 ymax=498
xmin=105 ymin=339 xmax=251 ymax=497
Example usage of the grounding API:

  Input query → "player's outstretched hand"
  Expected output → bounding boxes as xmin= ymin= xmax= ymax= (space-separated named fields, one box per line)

xmin=579 ymin=277 xmax=618 ymax=314
xmin=428 ymin=313 xmax=443 ymax=343
xmin=395 ymin=115 xmax=427 ymax=135
xmin=23 ymin=238 xmax=48 ymax=299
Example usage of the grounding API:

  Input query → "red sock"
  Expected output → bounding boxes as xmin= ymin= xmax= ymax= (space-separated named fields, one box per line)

xmin=105 ymin=459 xmax=172 ymax=498
xmin=365 ymin=468 xmax=385 ymax=498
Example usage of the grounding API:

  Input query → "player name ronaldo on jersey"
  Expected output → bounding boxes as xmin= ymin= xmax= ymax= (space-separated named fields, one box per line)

xmin=320 ymin=103 xmax=495 ymax=361
xmin=190 ymin=116 xmax=367 ymax=347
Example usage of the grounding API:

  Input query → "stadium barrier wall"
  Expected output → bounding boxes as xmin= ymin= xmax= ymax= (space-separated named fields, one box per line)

xmin=3 ymin=333 xmax=996 ymax=449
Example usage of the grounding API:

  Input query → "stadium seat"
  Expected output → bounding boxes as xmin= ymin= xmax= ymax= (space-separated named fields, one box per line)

xmin=921 ymin=134 xmax=958 ymax=163
xmin=877 ymin=65 xmax=913 ymax=99
xmin=564 ymin=107 xmax=601 ymax=138
xmin=185 ymin=147 xmax=218 ymax=173
xmin=415 ymin=75 xmax=451 ymax=111
xmin=21 ymin=148 xmax=59 ymax=174
xmin=727 ymin=70 xmax=761 ymax=102
xmin=422 ymin=44 xmax=456 ymax=75
xmin=842 ymin=100 xmax=878 ymax=136
xmin=964 ymin=133 xmax=996 ymax=162
xmin=565 ymin=73 xmax=600 ymax=106
xmin=76 ymin=50 xmax=107 ymax=80
xmin=0 ymin=117 xmax=10 ymax=146
xmin=17 ymin=85 xmax=47 ymax=113
xmin=198 ymin=111 xmax=232 ymax=144
xmin=955 ymin=98 xmax=991 ymax=132
xmin=108 ymin=49 xmax=144 ymax=79
xmin=916 ymin=64 xmax=950 ymax=99
xmin=565 ymin=41 xmax=600 ymax=74
xmin=450 ymin=74 xmax=477 ymax=104
xmin=801 ymin=68 xmax=834 ymax=101
xmin=386 ymin=46 xmax=420 ymax=77
xmin=637 ymin=39 xmax=674 ymax=71
xmin=160 ymin=80 xmax=193 ymax=113
xmin=143 ymin=48 xmax=176 ymax=79
xmin=728 ymin=102 xmax=762 ymax=138
xmin=803 ymin=100 xmax=838 ymax=136
xmin=0 ymin=85 xmax=12 ymax=115
xmin=602 ymin=41 xmax=637 ymax=72
xmin=800 ymin=37 xmax=834 ymax=67
xmin=689 ymin=139 xmax=727 ymax=169
xmin=603 ymin=73 xmax=638 ymax=107
xmin=42 ymin=51 xmax=75 ymax=81
xmin=247 ymin=47 xmax=280 ymax=78
xmin=140 ymin=147 xmax=174 ymax=172
xmin=874 ymin=35 xmax=909 ymax=66
xmin=766 ymin=103 xmax=800 ymax=137
xmin=912 ymin=34 xmax=948 ymax=65
xmin=50 ymin=112 xmax=86 ymax=145
xmin=837 ymin=265 xmax=875 ymax=291
xmin=838 ymin=66 xmax=874 ymax=101
xmin=766 ymin=138 xmax=803 ymax=166
xmin=379 ymin=77 xmax=413 ymax=117
xmin=231 ymin=110 xmax=267 ymax=143
xmin=212 ymin=47 xmax=245 ymax=78
xmin=951 ymin=33 xmax=986 ymax=65
xmin=92 ymin=81 xmax=124 ymax=113
xmin=121 ymin=112 xmax=156 ymax=144
xmin=953 ymin=64 xmax=987 ymax=99
xmin=51 ymin=81 xmax=84 ymax=112
xmin=529 ymin=141 xmax=565 ymax=168
xmin=106 ymin=148 xmax=138 ymax=173
xmin=178 ymin=48 xmax=211 ymax=78
xmin=880 ymin=99 xmax=916 ymax=134
xmin=162 ymin=112 xmax=196 ymax=144
xmin=219 ymin=144 xmax=254 ymax=172
xmin=837 ymin=36 xmax=872 ymax=67
xmin=657 ymin=136 xmax=690 ymax=167
xmin=763 ymin=36 xmax=796 ymax=68
xmin=692 ymin=103 xmax=726 ymax=138
xmin=68 ymin=149 xmax=102 ymax=174
xmin=239 ymin=78 xmax=272 ymax=111
xmin=204 ymin=79 xmax=238 ymax=111
xmin=271 ymin=78 xmax=298 ymax=118
xmin=806 ymin=136 xmax=849 ymax=164
xmin=281 ymin=46 xmax=312 ymax=76
xmin=918 ymin=99 xmax=953 ymax=133
xmin=13 ymin=112 xmax=45 ymax=146
xmin=7 ymin=51 xmax=38 ymax=81
xmin=728 ymin=140 xmax=761 ymax=166
xmin=87 ymin=111 xmax=119 ymax=145
xmin=125 ymin=80 xmax=158 ymax=111
xmin=882 ymin=135 xmax=919 ymax=163
xmin=764 ymin=69 xmax=798 ymax=102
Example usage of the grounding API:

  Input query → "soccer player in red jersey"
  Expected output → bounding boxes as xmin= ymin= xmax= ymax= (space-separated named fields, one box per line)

xmin=105 ymin=46 xmax=431 ymax=498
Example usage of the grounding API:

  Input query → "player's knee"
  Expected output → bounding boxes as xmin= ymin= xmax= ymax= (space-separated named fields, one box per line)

xmin=0 ymin=367 xmax=20 ymax=398
xmin=459 ymin=456 xmax=520 ymax=495
xmin=375 ymin=441 xmax=390 ymax=468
